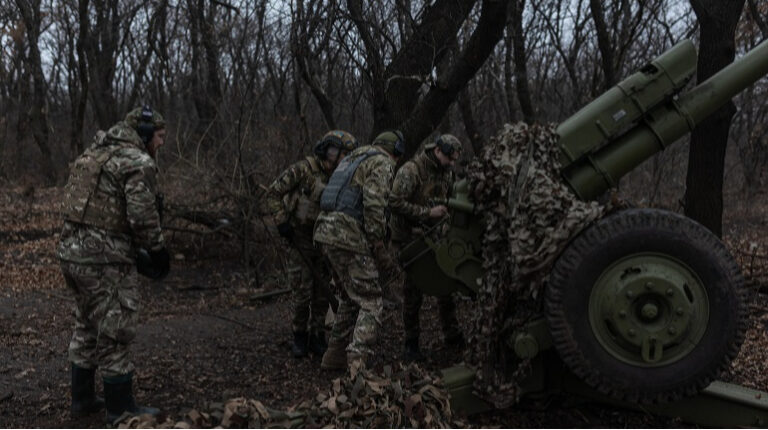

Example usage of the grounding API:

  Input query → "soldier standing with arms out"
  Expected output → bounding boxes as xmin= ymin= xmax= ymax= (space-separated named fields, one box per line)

xmin=390 ymin=134 xmax=465 ymax=361
xmin=264 ymin=130 xmax=358 ymax=358
xmin=58 ymin=107 xmax=170 ymax=423
xmin=314 ymin=131 xmax=404 ymax=370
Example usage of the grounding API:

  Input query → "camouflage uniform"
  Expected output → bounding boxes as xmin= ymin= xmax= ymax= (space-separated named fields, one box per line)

xmin=264 ymin=155 xmax=331 ymax=336
xmin=313 ymin=145 xmax=396 ymax=357
xmin=390 ymin=148 xmax=461 ymax=345
xmin=58 ymin=121 xmax=164 ymax=379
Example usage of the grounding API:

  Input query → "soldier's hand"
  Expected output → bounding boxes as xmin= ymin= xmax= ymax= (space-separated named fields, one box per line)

xmin=277 ymin=221 xmax=294 ymax=240
xmin=428 ymin=205 xmax=449 ymax=219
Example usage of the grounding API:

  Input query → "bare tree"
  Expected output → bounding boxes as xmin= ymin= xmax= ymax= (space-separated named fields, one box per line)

xmin=14 ymin=0 xmax=56 ymax=183
xmin=683 ymin=0 xmax=746 ymax=237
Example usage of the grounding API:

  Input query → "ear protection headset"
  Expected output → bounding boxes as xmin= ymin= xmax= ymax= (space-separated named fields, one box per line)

xmin=136 ymin=106 xmax=156 ymax=146
xmin=435 ymin=135 xmax=455 ymax=157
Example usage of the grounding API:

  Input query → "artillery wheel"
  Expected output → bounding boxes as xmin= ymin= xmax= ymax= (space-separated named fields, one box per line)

xmin=546 ymin=208 xmax=747 ymax=404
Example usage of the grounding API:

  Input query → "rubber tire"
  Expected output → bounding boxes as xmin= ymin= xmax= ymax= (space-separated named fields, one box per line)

xmin=546 ymin=208 xmax=747 ymax=404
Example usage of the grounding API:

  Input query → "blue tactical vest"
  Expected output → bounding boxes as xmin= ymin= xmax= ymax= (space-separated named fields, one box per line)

xmin=320 ymin=150 xmax=383 ymax=222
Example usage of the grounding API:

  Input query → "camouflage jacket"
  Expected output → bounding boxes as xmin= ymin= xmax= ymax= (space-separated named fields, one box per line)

xmin=313 ymin=145 xmax=395 ymax=254
xmin=57 ymin=122 xmax=165 ymax=264
xmin=264 ymin=155 xmax=328 ymax=234
xmin=389 ymin=151 xmax=453 ymax=242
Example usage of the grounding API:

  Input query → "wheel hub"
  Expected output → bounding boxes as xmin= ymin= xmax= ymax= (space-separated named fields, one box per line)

xmin=589 ymin=253 xmax=709 ymax=367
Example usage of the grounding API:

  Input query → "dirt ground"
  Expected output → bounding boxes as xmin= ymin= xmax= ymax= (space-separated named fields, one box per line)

xmin=1 ymin=186 xmax=767 ymax=428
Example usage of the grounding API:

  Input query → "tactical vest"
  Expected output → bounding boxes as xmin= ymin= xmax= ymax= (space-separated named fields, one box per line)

xmin=61 ymin=139 xmax=131 ymax=234
xmin=320 ymin=150 xmax=383 ymax=222
xmin=293 ymin=156 xmax=326 ymax=226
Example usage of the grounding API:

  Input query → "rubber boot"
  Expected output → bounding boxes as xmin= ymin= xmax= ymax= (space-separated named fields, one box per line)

xmin=71 ymin=364 xmax=104 ymax=418
xmin=308 ymin=332 xmax=328 ymax=356
xmin=403 ymin=338 xmax=425 ymax=362
xmin=103 ymin=373 xmax=159 ymax=425
xmin=320 ymin=341 xmax=347 ymax=370
xmin=291 ymin=331 xmax=309 ymax=358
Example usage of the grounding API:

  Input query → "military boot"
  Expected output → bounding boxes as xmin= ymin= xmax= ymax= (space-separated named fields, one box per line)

xmin=103 ymin=373 xmax=159 ymax=425
xmin=403 ymin=338 xmax=425 ymax=362
xmin=320 ymin=341 xmax=347 ymax=370
xmin=308 ymin=332 xmax=328 ymax=356
xmin=70 ymin=364 xmax=104 ymax=418
xmin=291 ymin=331 xmax=309 ymax=358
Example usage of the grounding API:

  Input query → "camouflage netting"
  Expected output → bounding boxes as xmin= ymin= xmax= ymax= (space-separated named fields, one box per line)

xmin=464 ymin=122 xmax=610 ymax=408
xmin=116 ymin=361 xmax=460 ymax=429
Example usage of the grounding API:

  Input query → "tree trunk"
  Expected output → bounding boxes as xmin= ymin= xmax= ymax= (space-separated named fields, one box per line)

xmin=83 ymin=0 xmax=120 ymax=128
xmin=15 ymin=0 xmax=56 ymax=184
xmin=458 ymin=87 xmax=484 ymax=154
xmin=683 ymin=0 xmax=746 ymax=237
xmin=510 ymin=0 xmax=534 ymax=123
xmin=401 ymin=0 xmax=511 ymax=158
xmin=589 ymin=0 xmax=617 ymax=89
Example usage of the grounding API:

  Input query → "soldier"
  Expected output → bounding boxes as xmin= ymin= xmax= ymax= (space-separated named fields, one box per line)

xmin=314 ymin=130 xmax=404 ymax=370
xmin=264 ymin=130 xmax=358 ymax=358
xmin=58 ymin=106 xmax=169 ymax=423
xmin=389 ymin=134 xmax=465 ymax=361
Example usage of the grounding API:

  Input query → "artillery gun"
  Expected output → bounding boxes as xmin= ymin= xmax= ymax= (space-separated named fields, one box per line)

xmin=402 ymin=38 xmax=768 ymax=426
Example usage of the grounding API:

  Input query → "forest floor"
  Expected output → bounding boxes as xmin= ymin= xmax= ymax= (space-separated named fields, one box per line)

xmin=1 ymin=186 xmax=767 ymax=428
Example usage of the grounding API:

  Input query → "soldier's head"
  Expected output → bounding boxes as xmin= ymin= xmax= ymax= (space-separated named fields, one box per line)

xmin=372 ymin=130 xmax=405 ymax=160
xmin=314 ymin=130 xmax=358 ymax=168
xmin=426 ymin=134 xmax=462 ymax=169
xmin=125 ymin=106 xmax=166 ymax=158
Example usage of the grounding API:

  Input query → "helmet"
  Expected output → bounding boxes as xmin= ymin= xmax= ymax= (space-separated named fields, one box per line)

xmin=372 ymin=130 xmax=405 ymax=157
xmin=426 ymin=133 xmax=462 ymax=157
xmin=314 ymin=130 xmax=358 ymax=159
xmin=125 ymin=106 xmax=166 ymax=145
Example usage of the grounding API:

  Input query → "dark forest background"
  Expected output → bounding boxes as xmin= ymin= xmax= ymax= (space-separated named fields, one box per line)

xmin=1 ymin=0 xmax=767 ymax=253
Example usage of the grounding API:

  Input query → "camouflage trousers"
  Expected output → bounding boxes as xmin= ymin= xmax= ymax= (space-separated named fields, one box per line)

xmin=60 ymin=261 xmax=139 ymax=378
xmin=320 ymin=243 xmax=382 ymax=357
xmin=393 ymin=242 xmax=460 ymax=343
xmin=286 ymin=231 xmax=331 ymax=335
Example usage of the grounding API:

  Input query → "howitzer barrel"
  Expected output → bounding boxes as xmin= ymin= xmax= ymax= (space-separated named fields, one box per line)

xmin=560 ymin=38 xmax=768 ymax=201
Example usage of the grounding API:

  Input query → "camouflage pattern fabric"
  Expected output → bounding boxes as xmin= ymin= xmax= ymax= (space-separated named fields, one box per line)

xmin=464 ymin=122 xmax=609 ymax=408
xmin=58 ymin=123 xmax=165 ymax=264
xmin=388 ymin=152 xmax=460 ymax=343
xmin=114 ymin=362 xmax=458 ymax=428
xmin=287 ymin=231 xmax=331 ymax=335
xmin=398 ymin=240 xmax=460 ymax=344
xmin=321 ymin=243 xmax=381 ymax=357
xmin=388 ymin=150 xmax=453 ymax=242
xmin=263 ymin=155 xmax=328 ymax=232
xmin=61 ymin=261 xmax=139 ymax=378
xmin=263 ymin=155 xmax=332 ymax=334
xmin=313 ymin=145 xmax=395 ymax=254
xmin=58 ymin=123 xmax=164 ymax=379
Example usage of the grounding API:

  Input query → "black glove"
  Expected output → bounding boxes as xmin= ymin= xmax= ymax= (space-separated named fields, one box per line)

xmin=277 ymin=221 xmax=294 ymax=240
xmin=136 ymin=247 xmax=170 ymax=280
